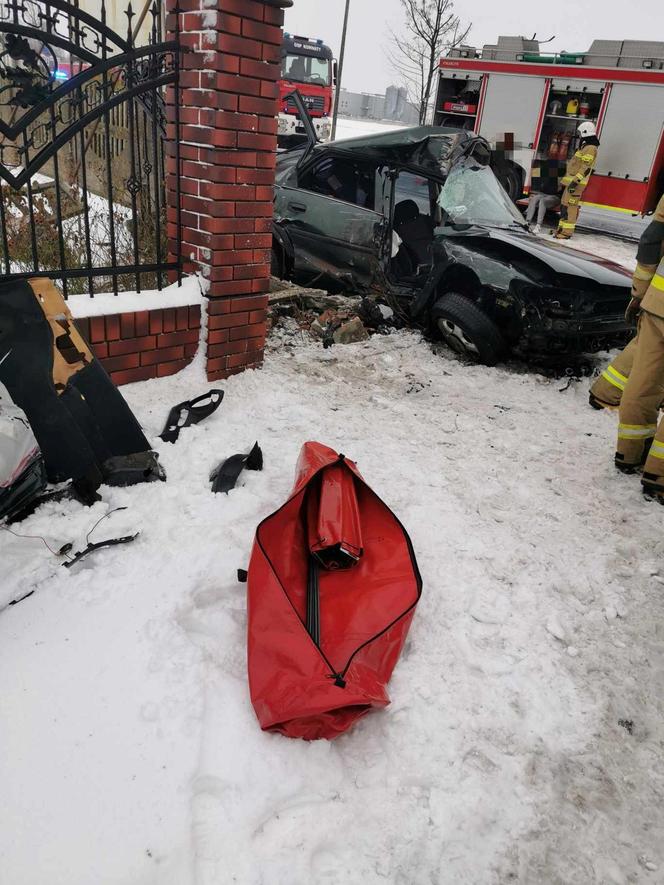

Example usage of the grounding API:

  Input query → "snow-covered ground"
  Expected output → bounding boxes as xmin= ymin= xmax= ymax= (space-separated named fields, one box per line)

xmin=1 ymin=111 xmax=659 ymax=882
xmin=334 ymin=117 xmax=409 ymax=141
xmin=3 ymin=304 xmax=664 ymax=882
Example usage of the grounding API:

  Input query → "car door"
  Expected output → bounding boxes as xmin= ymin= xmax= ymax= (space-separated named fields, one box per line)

xmin=277 ymin=152 xmax=388 ymax=289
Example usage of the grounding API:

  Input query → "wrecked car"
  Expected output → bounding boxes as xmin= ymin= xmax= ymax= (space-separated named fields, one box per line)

xmin=271 ymin=102 xmax=633 ymax=366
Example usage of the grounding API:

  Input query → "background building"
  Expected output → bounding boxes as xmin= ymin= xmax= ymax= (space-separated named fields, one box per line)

xmin=338 ymin=85 xmax=420 ymax=124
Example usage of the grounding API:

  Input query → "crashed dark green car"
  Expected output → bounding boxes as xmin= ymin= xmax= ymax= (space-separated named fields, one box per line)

xmin=271 ymin=105 xmax=633 ymax=366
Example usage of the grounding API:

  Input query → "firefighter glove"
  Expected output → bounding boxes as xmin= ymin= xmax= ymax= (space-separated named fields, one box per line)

xmin=625 ymin=297 xmax=642 ymax=325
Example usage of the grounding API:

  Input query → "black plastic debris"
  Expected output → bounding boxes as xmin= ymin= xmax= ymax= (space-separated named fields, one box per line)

xmin=160 ymin=389 xmax=224 ymax=444
xmin=63 ymin=532 xmax=138 ymax=568
xmin=0 ymin=278 xmax=164 ymax=495
xmin=211 ymin=442 xmax=263 ymax=494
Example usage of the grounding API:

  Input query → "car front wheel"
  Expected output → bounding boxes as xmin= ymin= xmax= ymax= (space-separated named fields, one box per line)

xmin=431 ymin=293 xmax=506 ymax=366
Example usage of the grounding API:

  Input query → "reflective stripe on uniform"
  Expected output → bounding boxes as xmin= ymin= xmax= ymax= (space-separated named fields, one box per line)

xmin=561 ymin=175 xmax=573 ymax=185
xmin=578 ymin=153 xmax=595 ymax=163
xmin=652 ymin=273 xmax=664 ymax=293
xmin=649 ymin=440 xmax=664 ymax=460
xmin=602 ymin=365 xmax=628 ymax=390
xmin=559 ymin=220 xmax=576 ymax=230
xmin=634 ymin=263 xmax=655 ymax=281
xmin=618 ymin=423 xmax=657 ymax=439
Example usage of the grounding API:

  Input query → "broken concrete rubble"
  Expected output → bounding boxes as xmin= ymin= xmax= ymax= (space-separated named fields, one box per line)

xmin=333 ymin=317 xmax=370 ymax=345
xmin=267 ymin=277 xmax=400 ymax=350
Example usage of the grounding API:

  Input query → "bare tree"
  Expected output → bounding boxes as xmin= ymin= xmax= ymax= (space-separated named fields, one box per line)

xmin=390 ymin=0 xmax=471 ymax=125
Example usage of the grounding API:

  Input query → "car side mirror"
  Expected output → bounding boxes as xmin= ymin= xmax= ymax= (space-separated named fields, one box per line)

xmin=333 ymin=61 xmax=338 ymax=86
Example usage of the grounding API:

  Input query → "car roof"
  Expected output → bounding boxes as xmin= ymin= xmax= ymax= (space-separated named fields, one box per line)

xmin=310 ymin=126 xmax=490 ymax=179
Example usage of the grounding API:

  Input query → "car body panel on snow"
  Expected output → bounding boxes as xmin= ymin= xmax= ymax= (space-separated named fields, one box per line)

xmin=272 ymin=108 xmax=633 ymax=364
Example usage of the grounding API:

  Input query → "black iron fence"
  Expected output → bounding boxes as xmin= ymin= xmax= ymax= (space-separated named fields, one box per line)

xmin=0 ymin=0 xmax=181 ymax=297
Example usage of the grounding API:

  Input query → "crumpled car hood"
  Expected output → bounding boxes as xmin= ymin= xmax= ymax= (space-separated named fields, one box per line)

xmin=440 ymin=227 xmax=634 ymax=289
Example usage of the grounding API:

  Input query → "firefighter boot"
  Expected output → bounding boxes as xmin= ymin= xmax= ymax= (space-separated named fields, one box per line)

xmin=642 ymin=472 xmax=664 ymax=503
xmin=554 ymin=200 xmax=580 ymax=240
xmin=615 ymin=437 xmax=653 ymax=474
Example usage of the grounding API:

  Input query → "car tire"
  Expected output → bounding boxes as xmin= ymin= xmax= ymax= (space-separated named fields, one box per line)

xmin=494 ymin=163 xmax=523 ymax=203
xmin=271 ymin=244 xmax=284 ymax=279
xmin=431 ymin=293 xmax=506 ymax=366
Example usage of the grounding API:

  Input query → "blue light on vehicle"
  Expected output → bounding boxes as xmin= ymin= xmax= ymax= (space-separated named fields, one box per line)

xmin=54 ymin=70 xmax=68 ymax=80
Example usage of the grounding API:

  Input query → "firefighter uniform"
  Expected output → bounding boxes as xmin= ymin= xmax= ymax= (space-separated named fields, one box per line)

xmin=590 ymin=337 xmax=640 ymax=409
xmin=614 ymin=195 xmax=664 ymax=496
xmin=554 ymin=125 xmax=599 ymax=240
xmin=590 ymin=194 xmax=664 ymax=409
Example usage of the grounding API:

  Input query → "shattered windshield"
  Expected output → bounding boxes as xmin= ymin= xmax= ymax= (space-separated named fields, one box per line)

xmin=437 ymin=162 xmax=526 ymax=230
xmin=282 ymin=54 xmax=331 ymax=87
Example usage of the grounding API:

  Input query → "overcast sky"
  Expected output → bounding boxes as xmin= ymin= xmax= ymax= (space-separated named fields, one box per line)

xmin=284 ymin=0 xmax=663 ymax=95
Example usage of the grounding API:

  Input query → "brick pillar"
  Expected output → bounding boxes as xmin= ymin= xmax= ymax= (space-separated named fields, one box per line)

xmin=166 ymin=0 xmax=292 ymax=380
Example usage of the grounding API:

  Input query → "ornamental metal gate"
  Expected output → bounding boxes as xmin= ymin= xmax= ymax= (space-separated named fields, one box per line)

xmin=0 ymin=0 xmax=181 ymax=297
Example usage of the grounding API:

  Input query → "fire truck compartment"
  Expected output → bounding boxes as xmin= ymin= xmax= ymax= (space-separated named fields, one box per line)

xmin=435 ymin=36 xmax=664 ymax=217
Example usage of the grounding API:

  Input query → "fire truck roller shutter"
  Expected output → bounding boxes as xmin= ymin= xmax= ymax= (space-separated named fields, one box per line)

xmin=478 ymin=73 xmax=548 ymax=193
xmin=594 ymin=83 xmax=664 ymax=181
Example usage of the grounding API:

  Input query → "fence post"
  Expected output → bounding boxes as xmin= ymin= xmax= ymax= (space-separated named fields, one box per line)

xmin=165 ymin=0 xmax=291 ymax=381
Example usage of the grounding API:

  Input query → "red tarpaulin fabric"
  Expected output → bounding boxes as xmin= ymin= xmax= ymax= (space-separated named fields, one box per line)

xmin=247 ymin=442 xmax=422 ymax=740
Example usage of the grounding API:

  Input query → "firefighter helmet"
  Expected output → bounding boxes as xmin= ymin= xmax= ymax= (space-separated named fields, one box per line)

xmin=577 ymin=121 xmax=597 ymax=139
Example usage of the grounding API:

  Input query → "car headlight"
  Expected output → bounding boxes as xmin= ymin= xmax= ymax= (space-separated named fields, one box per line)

xmin=318 ymin=122 xmax=331 ymax=139
xmin=278 ymin=117 xmax=291 ymax=134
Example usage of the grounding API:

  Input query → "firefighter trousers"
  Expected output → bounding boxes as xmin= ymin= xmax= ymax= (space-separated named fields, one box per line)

xmin=555 ymin=199 xmax=581 ymax=238
xmin=591 ymin=336 xmax=664 ymax=409
xmin=591 ymin=337 xmax=636 ymax=407
xmin=616 ymin=312 xmax=664 ymax=475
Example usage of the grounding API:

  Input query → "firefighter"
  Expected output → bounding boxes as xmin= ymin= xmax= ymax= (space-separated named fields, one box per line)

xmin=613 ymin=193 xmax=664 ymax=500
xmin=590 ymin=194 xmax=664 ymax=410
xmin=553 ymin=121 xmax=600 ymax=240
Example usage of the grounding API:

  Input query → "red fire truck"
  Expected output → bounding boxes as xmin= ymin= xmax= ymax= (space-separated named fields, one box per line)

xmin=278 ymin=33 xmax=336 ymax=147
xmin=434 ymin=36 xmax=664 ymax=215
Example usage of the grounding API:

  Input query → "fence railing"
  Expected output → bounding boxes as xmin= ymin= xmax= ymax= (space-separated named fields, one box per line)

xmin=0 ymin=0 xmax=181 ymax=297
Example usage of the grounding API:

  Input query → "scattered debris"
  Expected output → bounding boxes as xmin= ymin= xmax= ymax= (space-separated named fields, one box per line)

xmin=333 ymin=317 xmax=369 ymax=345
xmin=406 ymin=379 xmax=432 ymax=395
xmin=211 ymin=442 xmax=263 ymax=494
xmin=267 ymin=278 xmax=400 ymax=350
xmin=160 ymin=389 xmax=224 ymax=444
xmin=618 ymin=718 xmax=634 ymax=735
xmin=637 ymin=855 xmax=658 ymax=872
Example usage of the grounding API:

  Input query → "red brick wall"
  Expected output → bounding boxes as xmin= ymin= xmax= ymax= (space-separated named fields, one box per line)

xmin=76 ymin=305 xmax=201 ymax=386
xmin=165 ymin=0 xmax=288 ymax=381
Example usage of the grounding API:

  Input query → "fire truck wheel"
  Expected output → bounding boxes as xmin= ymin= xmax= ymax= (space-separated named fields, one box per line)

xmin=431 ymin=293 xmax=506 ymax=366
xmin=494 ymin=163 xmax=523 ymax=203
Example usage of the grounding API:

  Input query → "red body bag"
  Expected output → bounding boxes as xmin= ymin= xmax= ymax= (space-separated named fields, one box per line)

xmin=247 ymin=442 xmax=422 ymax=740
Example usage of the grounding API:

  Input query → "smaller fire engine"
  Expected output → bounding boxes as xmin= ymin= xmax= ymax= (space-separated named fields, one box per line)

xmin=434 ymin=36 xmax=664 ymax=215
xmin=279 ymin=33 xmax=336 ymax=148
